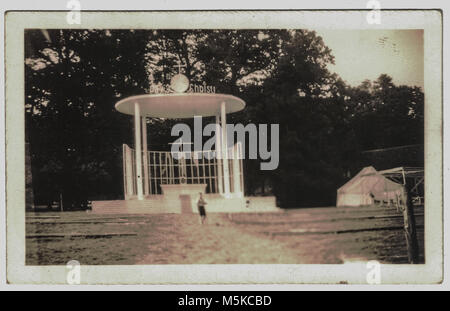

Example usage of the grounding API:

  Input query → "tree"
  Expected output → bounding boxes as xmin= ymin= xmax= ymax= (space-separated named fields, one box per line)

xmin=242 ymin=30 xmax=355 ymax=207
xmin=347 ymin=74 xmax=424 ymax=151
xmin=26 ymin=29 xmax=153 ymax=208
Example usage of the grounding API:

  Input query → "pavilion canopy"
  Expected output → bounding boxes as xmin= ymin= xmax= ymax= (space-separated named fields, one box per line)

xmin=115 ymin=93 xmax=245 ymax=118
xmin=336 ymin=166 xmax=404 ymax=207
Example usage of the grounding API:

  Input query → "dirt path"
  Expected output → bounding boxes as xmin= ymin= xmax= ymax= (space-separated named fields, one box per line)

xmin=137 ymin=213 xmax=302 ymax=264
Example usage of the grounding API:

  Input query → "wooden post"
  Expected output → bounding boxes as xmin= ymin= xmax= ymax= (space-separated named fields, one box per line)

xmin=401 ymin=183 xmax=419 ymax=264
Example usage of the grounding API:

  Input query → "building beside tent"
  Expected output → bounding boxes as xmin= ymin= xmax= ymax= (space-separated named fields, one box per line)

xmin=336 ymin=166 xmax=404 ymax=207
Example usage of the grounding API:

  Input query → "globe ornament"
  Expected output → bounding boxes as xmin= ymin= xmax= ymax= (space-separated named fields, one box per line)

xmin=170 ymin=73 xmax=190 ymax=93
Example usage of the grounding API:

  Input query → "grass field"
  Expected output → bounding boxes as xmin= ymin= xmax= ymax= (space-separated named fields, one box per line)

xmin=26 ymin=205 xmax=424 ymax=265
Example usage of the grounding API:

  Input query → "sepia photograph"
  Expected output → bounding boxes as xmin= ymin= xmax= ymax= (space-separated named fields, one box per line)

xmin=4 ymin=9 xmax=443 ymax=285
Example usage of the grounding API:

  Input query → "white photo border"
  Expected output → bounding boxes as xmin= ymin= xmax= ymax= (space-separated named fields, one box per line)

xmin=5 ymin=10 xmax=443 ymax=285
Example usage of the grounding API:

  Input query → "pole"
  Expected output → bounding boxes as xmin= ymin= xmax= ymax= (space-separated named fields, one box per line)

xmin=124 ymin=144 xmax=134 ymax=199
xmin=134 ymin=103 xmax=144 ymax=200
xmin=142 ymin=117 xmax=149 ymax=196
xmin=239 ymin=142 xmax=245 ymax=194
xmin=232 ymin=144 xmax=242 ymax=196
xmin=401 ymin=183 xmax=420 ymax=263
xmin=215 ymin=115 xmax=223 ymax=194
xmin=221 ymin=102 xmax=230 ymax=196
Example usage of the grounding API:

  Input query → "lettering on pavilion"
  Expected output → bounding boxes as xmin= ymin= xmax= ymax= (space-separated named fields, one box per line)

xmin=149 ymin=82 xmax=216 ymax=95
xmin=149 ymin=60 xmax=216 ymax=94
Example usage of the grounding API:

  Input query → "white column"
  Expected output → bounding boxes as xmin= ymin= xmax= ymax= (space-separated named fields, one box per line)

xmin=134 ymin=103 xmax=144 ymax=200
xmin=239 ymin=142 xmax=245 ymax=194
xmin=232 ymin=144 xmax=242 ymax=197
xmin=124 ymin=144 xmax=134 ymax=199
xmin=221 ymin=102 xmax=230 ymax=196
xmin=215 ymin=115 xmax=223 ymax=194
xmin=142 ymin=117 xmax=150 ymax=196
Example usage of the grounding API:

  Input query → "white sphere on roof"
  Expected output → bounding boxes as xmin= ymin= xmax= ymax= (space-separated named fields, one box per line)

xmin=170 ymin=74 xmax=189 ymax=93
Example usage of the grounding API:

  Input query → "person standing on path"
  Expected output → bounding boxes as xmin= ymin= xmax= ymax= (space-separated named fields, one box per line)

xmin=197 ymin=192 xmax=207 ymax=224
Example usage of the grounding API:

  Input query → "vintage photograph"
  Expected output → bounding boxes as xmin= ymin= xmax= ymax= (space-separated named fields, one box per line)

xmin=5 ymin=10 xmax=443 ymax=284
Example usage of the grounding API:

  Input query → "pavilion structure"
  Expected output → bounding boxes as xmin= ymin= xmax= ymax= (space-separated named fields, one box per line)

xmin=117 ymin=91 xmax=245 ymax=201
xmin=91 ymin=72 xmax=277 ymax=213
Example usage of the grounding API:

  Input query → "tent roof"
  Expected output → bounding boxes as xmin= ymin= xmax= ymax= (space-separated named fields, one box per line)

xmin=337 ymin=166 xmax=403 ymax=194
xmin=337 ymin=166 xmax=376 ymax=192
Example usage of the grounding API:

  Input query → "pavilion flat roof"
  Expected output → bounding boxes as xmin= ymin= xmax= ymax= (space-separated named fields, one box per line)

xmin=115 ymin=93 xmax=245 ymax=119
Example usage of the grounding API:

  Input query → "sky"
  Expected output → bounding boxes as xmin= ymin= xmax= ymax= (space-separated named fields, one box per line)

xmin=314 ymin=29 xmax=424 ymax=90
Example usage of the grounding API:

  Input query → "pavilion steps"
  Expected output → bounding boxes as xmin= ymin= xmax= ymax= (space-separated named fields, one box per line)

xmin=244 ymin=196 xmax=278 ymax=211
xmin=91 ymin=195 xmax=278 ymax=214
xmin=91 ymin=197 xmax=181 ymax=214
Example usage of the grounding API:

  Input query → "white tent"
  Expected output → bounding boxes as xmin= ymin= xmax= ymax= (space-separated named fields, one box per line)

xmin=336 ymin=166 xmax=404 ymax=207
